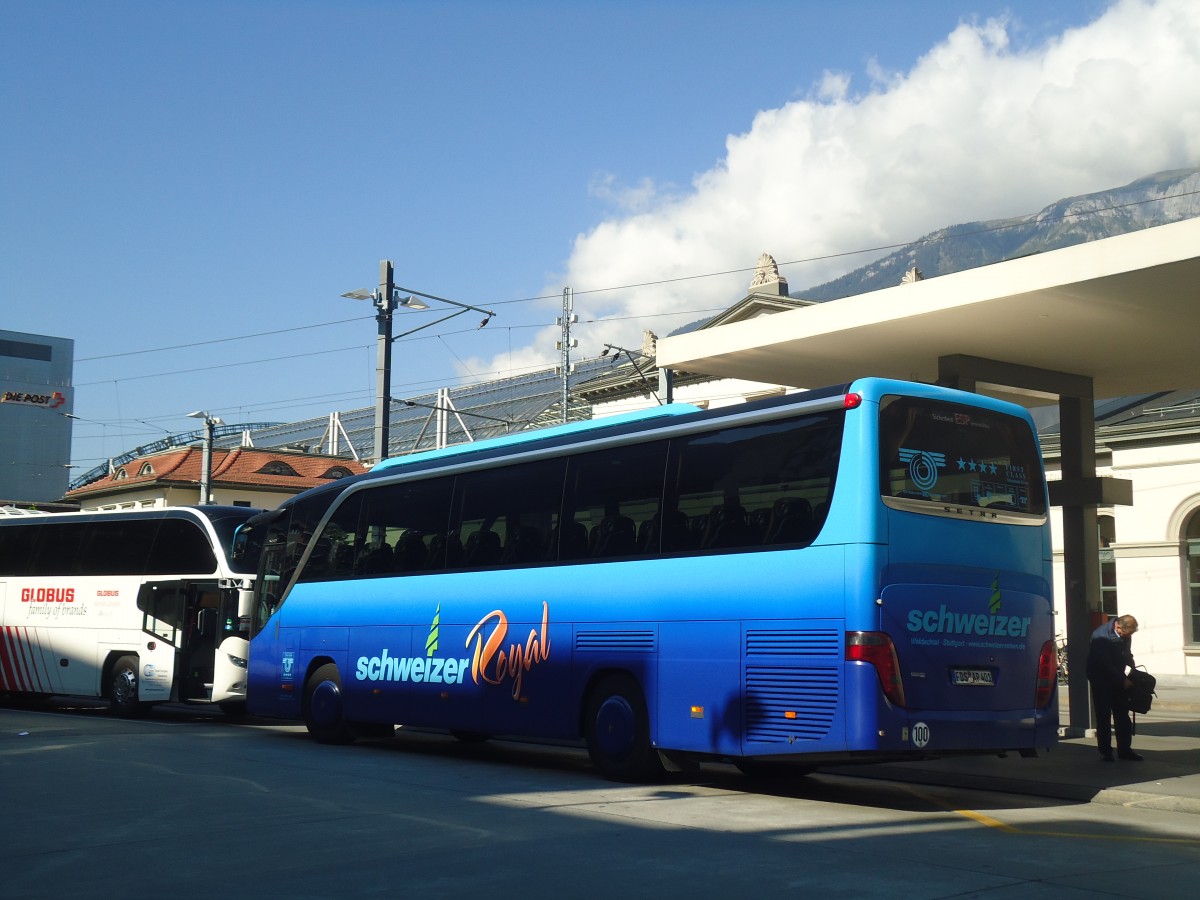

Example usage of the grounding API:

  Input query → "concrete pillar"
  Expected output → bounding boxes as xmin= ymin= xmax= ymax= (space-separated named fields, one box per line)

xmin=1058 ymin=394 xmax=1100 ymax=737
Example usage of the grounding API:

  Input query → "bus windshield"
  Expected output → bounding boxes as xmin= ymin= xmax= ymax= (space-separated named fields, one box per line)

xmin=879 ymin=394 xmax=1047 ymax=517
xmin=209 ymin=507 xmax=265 ymax=575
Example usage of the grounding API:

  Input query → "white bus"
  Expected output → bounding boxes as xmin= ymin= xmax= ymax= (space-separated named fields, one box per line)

xmin=0 ymin=506 xmax=261 ymax=715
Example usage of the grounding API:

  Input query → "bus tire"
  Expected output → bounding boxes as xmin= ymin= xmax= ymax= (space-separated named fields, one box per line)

xmin=584 ymin=673 xmax=664 ymax=782
xmin=302 ymin=663 xmax=356 ymax=745
xmin=109 ymin=655 xmax=144 ymax=717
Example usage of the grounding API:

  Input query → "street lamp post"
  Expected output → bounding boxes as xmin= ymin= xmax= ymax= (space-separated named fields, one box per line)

xmin=342 ymin=260 xmax=497 ymax=464
xmin=375 ymin=260 xmax=395 ymax=464
xmin=187 ymin=410 xmax=223 ymax=504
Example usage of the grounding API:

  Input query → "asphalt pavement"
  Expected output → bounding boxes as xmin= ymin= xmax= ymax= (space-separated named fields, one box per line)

xmin=829 ymin=674 xmax=1200 ymax=815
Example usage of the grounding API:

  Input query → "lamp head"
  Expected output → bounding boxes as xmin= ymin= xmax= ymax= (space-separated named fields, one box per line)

xmin=396 ymin=293 xmax=430 ymax=311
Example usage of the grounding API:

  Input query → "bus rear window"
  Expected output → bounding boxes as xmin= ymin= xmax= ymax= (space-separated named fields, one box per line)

xmin=879 ymin=395 xmax=1046 ymax=517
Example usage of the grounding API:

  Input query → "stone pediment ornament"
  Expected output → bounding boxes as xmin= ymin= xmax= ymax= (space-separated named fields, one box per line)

xmin=749 ymin=252 xmax=787 ymax=289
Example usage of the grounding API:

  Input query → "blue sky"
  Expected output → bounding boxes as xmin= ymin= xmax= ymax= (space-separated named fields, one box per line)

xmin=4 ymin=0 xmax=1196 ymax=472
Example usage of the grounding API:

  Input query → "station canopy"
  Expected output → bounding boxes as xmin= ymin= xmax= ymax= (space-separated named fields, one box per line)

xmin=657 ymin=217 xmax=1200 ymax=406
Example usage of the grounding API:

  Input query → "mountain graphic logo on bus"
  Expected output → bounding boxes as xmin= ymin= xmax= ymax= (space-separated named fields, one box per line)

xmin=356 ymin=604 xmax=471 ymax=687
xmin=355 ymin=601 xmax=553 ymax=701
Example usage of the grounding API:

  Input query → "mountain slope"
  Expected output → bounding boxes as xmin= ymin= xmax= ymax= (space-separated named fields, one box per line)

xmin=798 ymin=166 xmax=1200 ymax=301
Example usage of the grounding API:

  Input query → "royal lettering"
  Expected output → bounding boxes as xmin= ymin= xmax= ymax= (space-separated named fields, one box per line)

xmin=465 ymin=600 xmax=551 ymax=701
xmin=352 ymin=602 xmax=552 ymax=700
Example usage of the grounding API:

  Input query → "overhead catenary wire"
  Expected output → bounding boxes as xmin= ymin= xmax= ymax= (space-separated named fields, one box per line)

xmin=73 ymin=187 xmax=1200 ymax=371
xmin=65 ymin=188 xmax=1200 ymax=444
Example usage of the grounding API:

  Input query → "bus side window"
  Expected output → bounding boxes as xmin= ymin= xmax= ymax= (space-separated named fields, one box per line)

xmin=352 ymin=477 xmax=454 ymax=578
xmin=563 ymin=440 xmax=667 ymax=560
xmin=667 ymin=412 xmax=844 ymax=553
xmin=0 ymin=522 xmax=38 ymax=576
xmin=450 ymin=458 xmax=566 ymax=569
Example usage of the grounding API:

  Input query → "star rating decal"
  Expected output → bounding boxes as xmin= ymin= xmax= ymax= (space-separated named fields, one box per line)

xmin=956 ymin=457 xmax=999 ymax=475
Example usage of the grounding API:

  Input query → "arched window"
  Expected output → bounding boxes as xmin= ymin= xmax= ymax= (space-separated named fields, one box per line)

xmin=114 ymin=467 xmax=127 ymax=481
xmin=139 ymin=463 xmax=155 ymax=476
xmin=321 ymin=466 xmax=354 ymax=480
xmin=257 ymin=460 xmax=300 ymax=477
xmin=1185 ymin=509 xmax=1200 ymax=645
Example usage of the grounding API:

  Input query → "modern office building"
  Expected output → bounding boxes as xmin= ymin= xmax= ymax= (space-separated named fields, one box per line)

xmin=0 ymin=329 xmax=74 ymax=504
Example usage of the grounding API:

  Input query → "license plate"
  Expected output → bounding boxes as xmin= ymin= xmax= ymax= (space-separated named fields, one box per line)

xmin=952 ymin=668 xmax=994 ymax=686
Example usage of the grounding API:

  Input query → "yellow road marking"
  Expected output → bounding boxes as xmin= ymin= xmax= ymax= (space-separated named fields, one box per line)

xmin=903 ymin=785 xmax=1200 ymax=845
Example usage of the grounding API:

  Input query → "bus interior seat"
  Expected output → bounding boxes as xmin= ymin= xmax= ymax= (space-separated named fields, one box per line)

xmin=766 ymin=497 xmax=813 ymax=544
xmin=359 ymin=542 xmax=393 ymax=574
xmin=393 ymin=530 xmax=427 ymax=572
xmin=748 ymin=507 xmax=772 ymax=542
xmin=504 ymin=525 xmax=544 ymax=563
xmin=590 ymin=514 xmax=637 ymax=558
xmin=427 ymin=532 xmax=461 ymax=569
xmin=464 ymin=529 xmax=502 ymax=566
xmin=638 ymin=509 xmax=689 ymax=554
xmin=703 ymin=503 xmax=750 ymax=548
xmin=553 ymin=520 xmax=590 ymax=560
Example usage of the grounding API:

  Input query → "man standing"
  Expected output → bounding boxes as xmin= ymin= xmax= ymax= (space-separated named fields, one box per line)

xmin=1086 ymin=614 xmax=1142 ymax=762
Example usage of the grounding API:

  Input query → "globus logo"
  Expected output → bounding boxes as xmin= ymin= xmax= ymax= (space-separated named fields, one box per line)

xmin=21 ymin=587 xmax=75 ymax=603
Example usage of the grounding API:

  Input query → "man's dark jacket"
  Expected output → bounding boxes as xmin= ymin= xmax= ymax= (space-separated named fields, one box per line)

xmin=1086 ymin=619 xmax=1133 ymax=689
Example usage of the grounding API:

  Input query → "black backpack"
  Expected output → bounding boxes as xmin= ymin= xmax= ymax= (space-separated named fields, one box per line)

xmin=1127 ymin=666 xmax=1157 ymax=715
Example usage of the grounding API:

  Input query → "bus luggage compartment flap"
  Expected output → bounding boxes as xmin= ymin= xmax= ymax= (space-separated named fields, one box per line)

xmin=881 ymin=582 xmax=1047 ymax=712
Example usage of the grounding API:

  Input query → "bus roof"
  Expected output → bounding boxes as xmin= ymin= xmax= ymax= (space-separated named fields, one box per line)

xmin=0 ymin=505 xmax=262 ymax=527
xmin=370 ymin=402 xmax=702 ymax=473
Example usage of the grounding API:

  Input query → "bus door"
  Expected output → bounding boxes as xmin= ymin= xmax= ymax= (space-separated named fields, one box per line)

xmin=136 ymin=580 xmax=222 ymax=702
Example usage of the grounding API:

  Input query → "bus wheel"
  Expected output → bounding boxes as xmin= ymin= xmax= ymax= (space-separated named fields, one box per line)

xmin=303 ymin=664 xmax=356 ymax=745
xmin=109 ymin=656 xmax=144 ymax=717
xmin=584 ymin=674 xmax=664 ymax=782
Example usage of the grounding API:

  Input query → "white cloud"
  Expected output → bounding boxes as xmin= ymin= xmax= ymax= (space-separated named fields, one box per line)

xmin=474 ymin=0 xmax=1200 ymax=375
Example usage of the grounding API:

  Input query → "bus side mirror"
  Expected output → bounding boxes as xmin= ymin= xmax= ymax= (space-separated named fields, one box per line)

xmin=237 ymin=588 xmax=254 ymax=633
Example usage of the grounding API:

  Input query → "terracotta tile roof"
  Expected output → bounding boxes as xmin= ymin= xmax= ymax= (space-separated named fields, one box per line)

xmin=65 ymin=447 xmax=369 ymax=499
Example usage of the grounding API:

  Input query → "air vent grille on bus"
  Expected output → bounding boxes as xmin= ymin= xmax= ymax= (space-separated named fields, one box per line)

xmin=745 ymin=629 xmax=840 ymax=657
xmin=744 ymin=666 xmax=838 ymax=742
xmin=574 ymin=630 xmax=657 ymax=652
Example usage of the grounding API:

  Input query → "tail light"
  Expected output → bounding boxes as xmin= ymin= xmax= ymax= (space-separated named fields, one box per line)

xmin=847 ymin=631 xmax=906 ymax=707
xmin=1036 ymin=640 xmax=1057 ymax=708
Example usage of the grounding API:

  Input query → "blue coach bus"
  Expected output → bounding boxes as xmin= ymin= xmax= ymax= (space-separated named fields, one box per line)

xmin=243 ymin=378 xmax=1057 ymax=780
